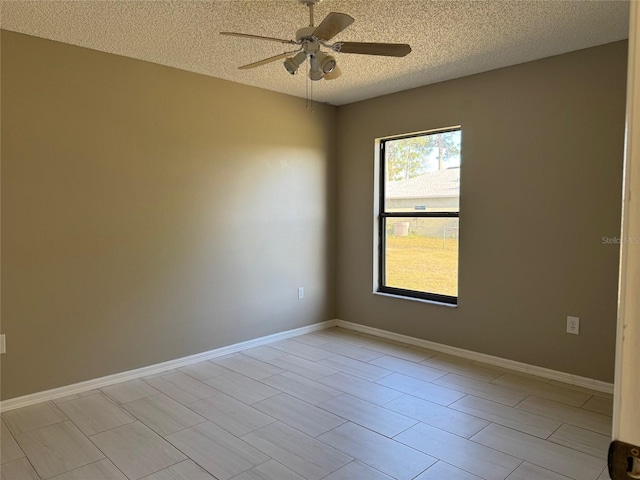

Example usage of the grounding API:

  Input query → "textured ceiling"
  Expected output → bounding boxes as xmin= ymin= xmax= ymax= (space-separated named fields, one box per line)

xmin=0 ymin=0 xmax=630 ymax=105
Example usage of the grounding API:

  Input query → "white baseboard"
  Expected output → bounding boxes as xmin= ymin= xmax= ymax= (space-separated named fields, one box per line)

xmin=0 ymin=320 xmax=338 ymax=412
xmin=1 ymin=317 xmax=613 ymax=411
xmin=335 ymin=319 xmax=614 ymax=394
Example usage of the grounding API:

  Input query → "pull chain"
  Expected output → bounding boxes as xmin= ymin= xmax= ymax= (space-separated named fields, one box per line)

xmin=305 ymin=73 xmax=314 ymax=112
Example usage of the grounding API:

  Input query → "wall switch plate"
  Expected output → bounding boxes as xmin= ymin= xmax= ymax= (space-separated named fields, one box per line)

xmin=567 ymin=316 xmax=580 ymax=335
xmin=298 ymin=287 xmax=304 ymax=299
xmin=0 ymin=334 xmax=5 ymax=354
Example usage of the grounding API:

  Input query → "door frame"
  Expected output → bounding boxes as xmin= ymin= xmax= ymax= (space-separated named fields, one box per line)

xmin=612 ymin=0 xmax=640 ymax=446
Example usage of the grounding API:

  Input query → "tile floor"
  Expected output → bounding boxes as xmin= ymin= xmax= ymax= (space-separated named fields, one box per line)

xmin=0 ymin=327 xmax=613 ymax=480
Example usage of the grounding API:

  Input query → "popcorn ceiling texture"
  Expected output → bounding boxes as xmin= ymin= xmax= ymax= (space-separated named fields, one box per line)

xmin=0 ymin=0 xmax=629 ymax=105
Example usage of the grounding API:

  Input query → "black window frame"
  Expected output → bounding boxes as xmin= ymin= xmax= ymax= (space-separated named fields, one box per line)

xmin=378 ymin=127 xmax=461 ymax=305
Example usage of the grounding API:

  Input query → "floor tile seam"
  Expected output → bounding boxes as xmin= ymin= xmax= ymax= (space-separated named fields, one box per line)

xmin=385 ymin=401 xmax=492 ymax=438
xmin=371 ymin=376 xmax=463 ymax=407
xmin=3 ymin=401 xmax=70 ymax=436
xmin=471 ymin=360 xmax=551 ymax=380
xmin=156 ymin=416 xmax=211 ymax=439
xmin=366 ymin=360 xmax=451 ymax=384
xmin=253 ymin=392 xmax=350 ymax=425
xmin=314 ymin=420 xmax=439 ymax=462
xmin=578 ymin=393 xmax=595 ymax=409
xmin=310 ymin=355 xmax=398 ymax=382
xmin=424 ymin=369 xmax=502 ymax=384
xmin=513 ymin=394 xmax=612 ymax=422
xmin=256 ymin=358 xmax=341 ymax=381
xmin=7 ymin=452 xmax=42 ymax=480
xmin=314 ymin=425 xmax=442 ymax=480
xmin=162 ymin=426 xmax=264 ymax=480
xmin=331 ymin=390 xmax=465 ymax=428
xmin=397 ymin=420 xmax=525 ymax=462
xmin=446 ymin=393 xmax=573 ymax=435
xmin=165 ymin=431 xmax=259 ymax=480
xmin=416 ymin=458 xmax=526 ymax=480
xmin=434 ymin=372 xmax=535 ymax=395
xmin=129 ymin=457 xmax=186 ymax=480
xmin=507 ymin=458 xmax=598 ymax=480
xmin=545 ymin=438 xmax=609 ymax=462
xmin=396 ymin=427 xmax=528 ymax=480
xmin=545 ymin=423 xmax=610 ymax=459
xmin=118 ymin=399 xmax=209 ymax=439
xmin=468 ymin=422 xmax=607 ymax=477
xmin=12 ymin=414 xmax=113 ymax=477
xmin=312 ymin=396 xmax=417 ymax=438
xmin=238 ymin=422 xmax=357 ymax=471
xmin=256 ymin=341 xmax=332 ymax=363
xmin=228 ymin=370 xmax=343 ymax=408
xmin=429 ymin=379 xmax=527 ymax=407
xmin=513 ymin=413 xmax=612 ymax=437
xmin=181 ymin=399 xmax=282 ymax=438
xmin=25 ymin=420 xmax=111 ymax=478
xmin=118 ymin=391 xmax=184 ymax=408
xmin=310 ymin=460 xmax=368 ymax=480
xmin=50 ymin=458 xmax=130 ymax=480
xmin=139 ymin=380 xmax=227 ymax=406
xmin=85 ymin=416 xmax=191 ymax=476
xmin=324 ymin=339 xmax=421 ymax=358
xmin=172 ymin=367 xmax=231 ymax=384
xmin=580 ymin=403 xmax=614 ymax=416
xmin=198 ymin=372 xmax=284 ymax=405
xmin=1 ymin=436 xmax=28 ymax=465
xmin=486 ymin=380 xmax=596 ymax=409
xmin=545 ymin=421 xmax=567 ymax=441
xmin=312 ymin=340 xmax=389 ymax=362
xmin=377 ymin=391 xmax=411 ymax=407
xmin=251 ymin=414 xmax=349 ymax=441
xmin=56 ymin=395 xmax=138 ymax=438
xmin=234 ymin=458 xmax=300 ymax=480
xmin=598 ymin=465 xmax=610 ymax=479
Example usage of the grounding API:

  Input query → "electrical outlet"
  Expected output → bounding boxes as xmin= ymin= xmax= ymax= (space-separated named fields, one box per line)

xmin=0 ymin=334 xmax=5 ymax=354
xmin=567 ymin=316 xmax=580 ymax=335
xmin=298 ymin=287 xmax=304 ymax=299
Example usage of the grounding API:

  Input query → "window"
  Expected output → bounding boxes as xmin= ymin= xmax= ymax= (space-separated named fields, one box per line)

xmin=378 ymin=128 xmax=461 ymax=304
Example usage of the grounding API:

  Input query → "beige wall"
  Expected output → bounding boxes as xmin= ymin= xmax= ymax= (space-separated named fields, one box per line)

xmin=0 ymin=31 xmax=336 ymax=400
xmin=336 ymin=41 xmax=627 ymax=382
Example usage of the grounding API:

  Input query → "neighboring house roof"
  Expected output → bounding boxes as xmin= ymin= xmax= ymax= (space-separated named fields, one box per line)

xmin=387 ymin=168 xmax=460 ymax=199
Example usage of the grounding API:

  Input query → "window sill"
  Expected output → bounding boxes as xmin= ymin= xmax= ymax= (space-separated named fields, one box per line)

xmin=373 ymin=291 xmax=458 ymax=308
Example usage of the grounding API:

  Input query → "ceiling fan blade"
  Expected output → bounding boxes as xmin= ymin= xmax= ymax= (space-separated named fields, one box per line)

xmin=337 ymin=42 xmax=412 ymax=57
xmin=324 ymin=65 xmax=342 ymax=80
xmin=220 ymin=32 xmax=298 ymax=45
xmin=312 ymin=12 xmax=355 ymax=41
xmin=238 ymin=52 xmax=292 ymax=70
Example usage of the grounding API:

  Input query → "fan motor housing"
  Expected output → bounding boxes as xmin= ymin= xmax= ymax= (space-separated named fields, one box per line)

xmin=295 ymin=26 xmax=315 ymax=41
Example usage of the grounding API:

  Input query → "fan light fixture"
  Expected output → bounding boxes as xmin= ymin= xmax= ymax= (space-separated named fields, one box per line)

xmin=305 ymin=52 xmax=337 ymax=80
xmin=308 ymin=55 xmax=324 ymax=81
xmin=319 ymin=52 xmax=337 ymax=74
xmin=284 ymin=51 xmax=307 ymax=75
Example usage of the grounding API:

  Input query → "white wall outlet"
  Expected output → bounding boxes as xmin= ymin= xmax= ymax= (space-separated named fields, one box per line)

xmin=298 ymin=287 xmax=304 ymax=299
xmin=0 ymin=334 xmax=5 ymax=354
xmin=567 ymin=316 xmax=580 ymax=335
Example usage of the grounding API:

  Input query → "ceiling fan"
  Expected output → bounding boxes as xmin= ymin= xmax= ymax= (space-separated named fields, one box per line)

xmin=220 ymin=0 xmax=411 ymax=81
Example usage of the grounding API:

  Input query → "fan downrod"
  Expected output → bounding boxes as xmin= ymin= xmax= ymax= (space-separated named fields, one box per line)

xmin=299 ymin=0 xmax=323 ymax=27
